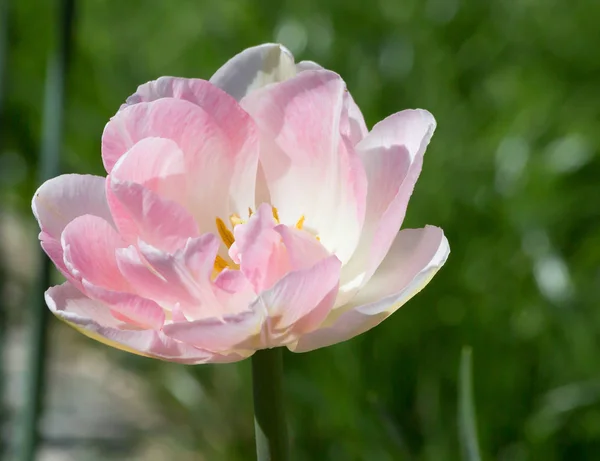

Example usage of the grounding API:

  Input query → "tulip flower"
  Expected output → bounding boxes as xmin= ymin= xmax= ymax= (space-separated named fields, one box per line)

xmin=33 ymin=43 xmax=448 ymax=363
xmin=32 ymin=43 xmax=449 ymax=459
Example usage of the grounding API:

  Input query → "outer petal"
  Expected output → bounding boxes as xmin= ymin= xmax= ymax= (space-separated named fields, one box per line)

xmin=46 ymin=282 xmax=243 ymax=364
xmin=80 ymin=284 xmax=165 ymax=330
xmin=290 ymin=226 xmax=449 ymax=352
xmin=39 ymin=233 xmax=73 ymax=281
xmin=340 ymin=110 xmax=436 ymax=301
xmin=163 ymin=255 xmax=342 ymax=352
xmin=210 ymin=44 xmax=296 ymax=101
xmin=241 ymin=70 xmax=367 ymax=264
xmin=163 ymin=309 xmax=264 ymax=353
xmin=61 ymin=215 xmax=166 ymax=329
xmin=32 ymin=174 xmax=113 ymax=239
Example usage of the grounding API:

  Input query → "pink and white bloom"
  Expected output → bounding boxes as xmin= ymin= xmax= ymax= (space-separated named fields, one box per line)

xmin=33 ymin=44 xmax=449 ymax=363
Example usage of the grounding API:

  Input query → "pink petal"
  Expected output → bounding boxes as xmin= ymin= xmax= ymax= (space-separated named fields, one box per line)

xmin=274 ymin=224 xmax=330 ymax=270
xmin=230 ymin=203 xmax=291 ymax=293
xmin=213 ymin=269 xmax=258 ymax=315
xmin=119 ymin=78 xmax=258 ymax=209
xmin=80 ymin=283 xmax=165 ymax=330
xmin=210 ymin=44 xmax=296 ymax=101
xmin=340 ymin=109 xmax=436 ymax=300
xmin=296 ymin=60 xmax=368 ymax=145
xmin=163 ymin=309 xmax=264 ymax=353
xmin=111 ymin=137 xmax=187 ymax=205
xmin=108 ymin=176 xmax=199 ymax=253
xmin=103 ymin=97 xmax=258 ymax=228
xmin=136 ymin=237 xmax=218 ymax=315
xmin=39 ymin=231 xmax=81 ymax=288
xmin=241 ymin=70 xmax=367 ymax=264
xmin=102 ymin=98 xmax=222 ymax=173
xmin=121 ymin=77 xmax=237 ymax=110
xmin=60 ymin=215 xmax=166 ymax=329
xmin=61 ymin=215 xmax=129 ymax=291
xmin=257 ymin=255 xmax=341 ymax=347
xmin=46 ymin=282 xmax=245 ymax=364
xmin=134 ymin=236 xmax=250 ymax=319
xmin=115 ymin=245 xmax=195 ymax=307
xmin=32 ymin=174 xmax=113 ymax=239
xmin=290 ymin=226 xmax=449 ymax=352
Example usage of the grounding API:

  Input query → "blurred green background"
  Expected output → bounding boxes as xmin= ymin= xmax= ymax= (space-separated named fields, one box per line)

xmin=2 ymin=0 xmax=600 ymax=460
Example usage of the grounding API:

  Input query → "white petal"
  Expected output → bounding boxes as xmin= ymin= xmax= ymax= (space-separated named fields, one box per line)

xmin=290 ymin=226 xmax=449 ymax=352
xmin=210 ymin=43 xmax=297 ymax=101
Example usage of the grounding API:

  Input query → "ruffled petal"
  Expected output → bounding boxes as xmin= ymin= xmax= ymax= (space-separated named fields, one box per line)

xmin=230 ymin=203 xmax=291 ymax=293
xmin=163 ymin=309 xmax=264 ymax=353
xmin=134 ymin=236 xmax=253 ymax=319
xmin=46 ymin=282 xmax=243 ymax=364
xmin=257 ymin=255 xmax=341 ymax=347
xmin=290 ymin=226 xmax=449 ymax=352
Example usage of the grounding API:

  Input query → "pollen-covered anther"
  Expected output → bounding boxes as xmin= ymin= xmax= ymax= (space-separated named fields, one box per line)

xmin=216 ymin=217 xmax=235 ymax=248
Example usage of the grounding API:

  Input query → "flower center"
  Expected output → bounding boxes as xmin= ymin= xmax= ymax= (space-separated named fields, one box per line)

xmin=213 ymin=206 xmax=306 ymax=274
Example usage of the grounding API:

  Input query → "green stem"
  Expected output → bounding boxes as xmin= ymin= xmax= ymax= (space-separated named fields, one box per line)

xmin=251 ymin=347 xmax=290 ymax=461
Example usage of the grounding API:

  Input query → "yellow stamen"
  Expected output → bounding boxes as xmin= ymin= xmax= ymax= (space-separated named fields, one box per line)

xmin=214 ymin=254 xmax=230 ymax=272
xmin=248 ymin=207 xmax=254 ymax=217
xmin=216 ymin=217 xmax=235 ymax=248
xmin=230 ymin=213 xmax=243 ymax=227
xmin=295 ymin=215 xmax=305 ymax=230
xmin=272 ymin=206 xmax=280 ymax=223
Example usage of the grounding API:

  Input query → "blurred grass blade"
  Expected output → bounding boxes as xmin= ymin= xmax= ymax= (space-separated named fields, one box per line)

xmin=458 ymin=347 xmax=482 ymax=461
xmin=0 ymin=0 xmax=8 ymax=115
xmin=0 ymin=0 xmax=9 ymax=457
xmin=18 ymin=0 xmax=75 ymax=460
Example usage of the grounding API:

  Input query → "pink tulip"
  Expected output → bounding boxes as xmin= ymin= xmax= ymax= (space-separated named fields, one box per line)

xmin=32 ymin=44 xmax=449 ymax=363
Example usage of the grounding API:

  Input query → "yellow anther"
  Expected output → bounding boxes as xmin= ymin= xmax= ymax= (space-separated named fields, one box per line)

xmin=214 ymin=254 xmax=230 ymax=272
xmin=272 ymin=206 xmax=280 ymax=223
xmin=230 ymin=213 xmax=243 ymax=227
xmin=216 ymin=217 xmax=235 ymax=248
xmin=248 ymin=207 xmax=254 ymax=217
xmin=295 ymin=215 xmax=305 ymax=230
